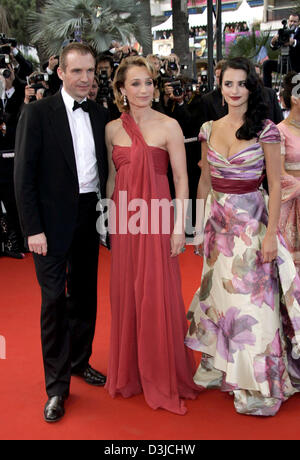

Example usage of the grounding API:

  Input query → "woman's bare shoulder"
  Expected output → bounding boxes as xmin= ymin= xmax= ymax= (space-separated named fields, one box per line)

xmin=105 ymin=118 xmax=123 ymax=142
xmin=106 ymin=118 xmax=122 ymax=132
xmin=153 ymin=112 xmax=181 ymax=132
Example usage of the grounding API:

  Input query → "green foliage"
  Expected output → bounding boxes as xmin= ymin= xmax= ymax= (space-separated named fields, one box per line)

xmin=0 ymin=0 xmax=35 ymax=45
xmin=226 ymin=28 xmax=279 ymax=62
xmin=28 ymin=0 xmax=151 ymax=55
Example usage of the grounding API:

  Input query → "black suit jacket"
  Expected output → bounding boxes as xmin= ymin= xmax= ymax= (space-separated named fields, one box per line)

xmin=290 ymin=27 xmax=300 ymax=72
xmin=199 ymin=86 xmax=283 ymax=126
xmin=14 ymin=92 xmax=108 ymax=254
xmin=200 ymin=88 xmax=228 ymax=126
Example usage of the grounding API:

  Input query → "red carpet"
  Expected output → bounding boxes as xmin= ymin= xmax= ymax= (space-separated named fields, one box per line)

xmin=1 ymin=246 xmax=300 ymax=440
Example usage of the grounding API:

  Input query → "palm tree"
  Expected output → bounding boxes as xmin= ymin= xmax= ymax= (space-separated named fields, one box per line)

xmin=0 ymin=5 xmax=10 ymax=34
xmin=28 ymin=0 xmax=151 ymax=57
xmin=140 ymin=0 xmax=152 ymax=56
xmin=227 ymin=28 xmax=275 ymax=61
xmin=172 ymin=0 xmax=192 ymax=78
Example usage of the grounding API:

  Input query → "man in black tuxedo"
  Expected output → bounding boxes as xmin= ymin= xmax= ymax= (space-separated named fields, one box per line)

xmin=14 ymin=43 xmax=108 ymax=422
xmin=263 ymin=13 xmax=300 ymax=88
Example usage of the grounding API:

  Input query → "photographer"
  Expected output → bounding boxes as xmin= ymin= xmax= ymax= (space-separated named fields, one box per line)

xmin=146 ymin=54 xmax=165 ymax=113
xmin=161 ymin=56 xmax=200 ymax=203
xmin=44 ymin=55 xmax=61 ymax=95
xmin=197 ymin=70 xmax=210 ymax=95
xmin=163 ymin=75 xmax=191 ymax=133
xmin=0 ymin=55 xmax=26 ymax=258
xmin=0 ymin=34 xmax=33 ymax=83
xmin=24 ymin=71 xmax=50 ymax=104
xmin=96 ymin=54 xmax=120 ymax=119
xmin=263 ymin=13 xmax=300 ymax=88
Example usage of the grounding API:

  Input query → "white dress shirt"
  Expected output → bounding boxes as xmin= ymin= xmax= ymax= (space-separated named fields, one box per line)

xmin=61 ymin=88 xmax=99 ymax=194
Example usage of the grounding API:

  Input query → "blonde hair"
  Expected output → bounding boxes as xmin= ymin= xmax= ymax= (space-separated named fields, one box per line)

xmin=113 ymin=56 xmax=157 ymax=112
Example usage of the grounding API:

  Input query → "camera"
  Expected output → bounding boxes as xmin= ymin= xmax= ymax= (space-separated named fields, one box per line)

xmin=162 ymin=75 xmax=184 ymax=97
xmin=0 ymin=53 xmax=11 ymax=81
xmin=27 ymin=74 xmax=49 ymax=102
xmin=168 ymin=79 xmax=183 ymax=97
xmin=0 ymin=33 xmax=17 ymax=48
xmin=98 ymin=69 xmax=113 ymax=104
xmin=199 ymin=71 xmax=209 ymax=94
xmin=168 ymin=61 xmax=178 ymax=72
xmin=277 ymin=19 xmax=294 ymax=47
xmin=0 ymin=67 xmax=11 ymax=79
xmin=28 ymin=73 xmax=49 ymax=85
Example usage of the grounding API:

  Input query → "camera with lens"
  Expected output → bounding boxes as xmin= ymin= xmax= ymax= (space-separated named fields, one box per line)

xmin=98 ymin=69 xmax=113 ymax=104
xmin=167 ymin=61 xmax=178 ymax=72
xmin=27 ymin=73 xmax=49 ymax=102
xmin=168 ymin=79 xmax=183 ymax=97
xmin=199 ymin=70 xmax=209 ymax=94
xmin=28 ymin=73 xmax=49 ymax=85
xmin=162 ymin=74 xmax=184 ymax=97
xmin=0 ymin=33 xmax=17 ymax=48
xmin=0 ymin=65 xmax=11 ymax=79
xmin=0 ymin=53 xmax=11 ymax=89
xmin=277 ymin=19 xmax=294 ymax=47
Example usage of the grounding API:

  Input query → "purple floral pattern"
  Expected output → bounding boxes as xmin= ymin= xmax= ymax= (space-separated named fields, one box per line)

xmin=223 ymin=249 xmax=279 ymax=310
xmin=201 ymin=307 xmax=258 ymax=363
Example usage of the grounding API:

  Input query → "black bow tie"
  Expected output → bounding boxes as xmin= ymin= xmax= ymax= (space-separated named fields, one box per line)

xmin=73 ymin=100 xmax=89 ymax=113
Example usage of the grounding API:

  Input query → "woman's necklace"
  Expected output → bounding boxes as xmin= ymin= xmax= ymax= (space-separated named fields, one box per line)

xmin=288 ymin=118 xmax=300 ymax=129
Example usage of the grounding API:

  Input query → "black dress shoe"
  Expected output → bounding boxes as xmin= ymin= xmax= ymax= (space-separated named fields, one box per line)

xmin=73 ymin=364 xmax=106 ymax=386
xmin=44 ymin=396 xmax=65 ymax=423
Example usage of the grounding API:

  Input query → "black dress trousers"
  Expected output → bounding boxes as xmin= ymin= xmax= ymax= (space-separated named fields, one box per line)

xmin=33 ymin=192 xmax=100 ymax=398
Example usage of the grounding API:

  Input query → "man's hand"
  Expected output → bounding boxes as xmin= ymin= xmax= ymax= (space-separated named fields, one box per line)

xmin=24 ymin=85 xmax=35 ymax=104
xmin=5 ymin=64 xmax=15 ymax=90
xmin=28 ymin=233 xmax=48 ymax=256
xmin=48 ymin=55 xmax=59 ymax=71
xmin=271 ymin=34 xmax=279 ymax=46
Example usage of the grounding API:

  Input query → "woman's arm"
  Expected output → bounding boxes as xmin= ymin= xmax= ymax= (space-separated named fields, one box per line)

xmin=166 ymin=118 xmax=189 ymax=257
xmin=262 ymin=141 xmax=281 ymax=263
xmin=105 ymin=123 xmax=116 ymax=200
xmin=194 ymin=141 xmax=211 ymax=246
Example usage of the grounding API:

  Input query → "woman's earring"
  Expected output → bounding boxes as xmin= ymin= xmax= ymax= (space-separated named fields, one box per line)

xmin=222 ymin=94 xmax=225 ymax=106
xmin=123 ymin=95 xmax=128 ymax=106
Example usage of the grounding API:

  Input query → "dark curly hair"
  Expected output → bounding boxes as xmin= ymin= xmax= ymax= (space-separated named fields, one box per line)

xmin=281 ymin=71 xmax=299 ymax=110
xmin=220 ymin=57 xmax=268 ymax=140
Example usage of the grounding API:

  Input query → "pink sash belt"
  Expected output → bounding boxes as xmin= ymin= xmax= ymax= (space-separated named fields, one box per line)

xmin=211 ymin=176 xmax=265 ymax=194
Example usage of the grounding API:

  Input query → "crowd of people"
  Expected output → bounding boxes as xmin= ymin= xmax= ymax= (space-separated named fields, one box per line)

xmin=157 ymin=21 xmax=249 ymax=41
xmin=2 ymin=11 xmax=300 ymax=422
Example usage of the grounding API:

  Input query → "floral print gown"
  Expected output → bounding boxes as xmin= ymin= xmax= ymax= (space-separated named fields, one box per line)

xmin=185 ymin=120 xmax=300 ymax=416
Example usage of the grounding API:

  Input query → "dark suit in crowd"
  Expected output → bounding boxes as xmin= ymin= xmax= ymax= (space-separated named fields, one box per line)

xmin=263 ymin=25 xmax=300 ymax=88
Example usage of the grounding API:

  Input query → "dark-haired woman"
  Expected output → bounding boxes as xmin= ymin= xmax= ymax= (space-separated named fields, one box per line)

xmin=186 ymin=58 xmax=300 ymax=416
xmin=278 ymin=72 xmax=300 ymax=275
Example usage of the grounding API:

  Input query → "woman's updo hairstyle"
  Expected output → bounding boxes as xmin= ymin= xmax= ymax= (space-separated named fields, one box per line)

xmin=220 ymin=57 xmax=268 ymax=140
xmin=281 ymin=71 xmax=299 ymax=110
xmin=113 ymin=55 xmax=157 ymax=112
